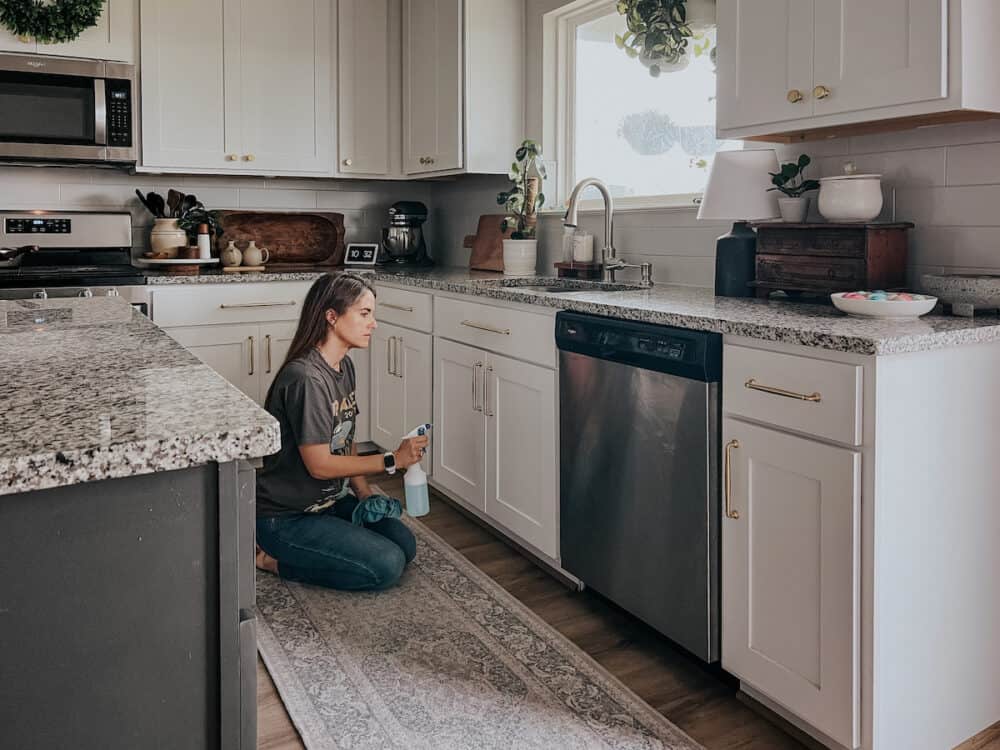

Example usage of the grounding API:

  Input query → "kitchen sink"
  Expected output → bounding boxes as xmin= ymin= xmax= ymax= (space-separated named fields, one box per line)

xmin=478 ymin=278 xmax=644 ymax=293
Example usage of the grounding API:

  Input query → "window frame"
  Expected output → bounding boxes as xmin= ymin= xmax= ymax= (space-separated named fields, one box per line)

xmin=542 ymin=0 xmax=710 ymax=214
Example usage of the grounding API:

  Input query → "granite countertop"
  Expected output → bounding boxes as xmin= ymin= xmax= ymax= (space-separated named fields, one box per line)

xmin=0 ymin=297 xmax=280 ymax=497
xmin=144 ymin=266 xmax=1000 ymax=356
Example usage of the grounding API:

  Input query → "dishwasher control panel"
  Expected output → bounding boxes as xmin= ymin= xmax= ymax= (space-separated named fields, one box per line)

xmin=556 ymin=311 xmax=721 ymax=381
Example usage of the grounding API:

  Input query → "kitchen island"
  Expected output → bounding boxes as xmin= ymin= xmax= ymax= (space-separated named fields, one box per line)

xmin=0 ymin=296 xmax=279 ymax=750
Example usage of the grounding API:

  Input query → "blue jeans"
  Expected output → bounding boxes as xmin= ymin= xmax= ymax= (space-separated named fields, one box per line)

xmin=256 ymin=496 xmax=416 ymax=591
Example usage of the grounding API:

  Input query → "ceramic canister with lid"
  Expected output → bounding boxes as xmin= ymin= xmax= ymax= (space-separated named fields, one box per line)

xmin=818 ymin=162 xmax=884 ymax=222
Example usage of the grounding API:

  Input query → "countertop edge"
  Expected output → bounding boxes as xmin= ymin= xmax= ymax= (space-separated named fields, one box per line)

xmin=0 ymin=420 xmax=280 ymax=498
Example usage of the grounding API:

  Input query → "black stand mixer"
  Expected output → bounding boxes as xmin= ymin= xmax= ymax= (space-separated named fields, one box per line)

xmin=378 ymin=201 xmax=433 ymax=266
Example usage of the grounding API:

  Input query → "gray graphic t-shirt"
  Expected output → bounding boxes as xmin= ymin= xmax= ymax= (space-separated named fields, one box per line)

xmin=257 ymin=348 xmax=359 ymax=516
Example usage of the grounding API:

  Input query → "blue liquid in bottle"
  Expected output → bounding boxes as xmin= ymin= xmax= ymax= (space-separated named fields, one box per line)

xmin=404 ymin=480 xmax=430 ymax=517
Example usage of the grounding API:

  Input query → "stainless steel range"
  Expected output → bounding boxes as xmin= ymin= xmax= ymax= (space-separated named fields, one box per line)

xmin=0 ymin=210 xmax=148 ymax=312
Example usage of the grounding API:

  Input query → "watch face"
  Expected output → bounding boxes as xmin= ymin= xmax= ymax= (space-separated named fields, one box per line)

xmin=383 ymin=452 xmax=396 ymax=471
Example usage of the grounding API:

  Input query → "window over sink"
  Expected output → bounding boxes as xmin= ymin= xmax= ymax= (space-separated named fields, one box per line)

xmin=542 ymin=0 xmax=740 ymax=211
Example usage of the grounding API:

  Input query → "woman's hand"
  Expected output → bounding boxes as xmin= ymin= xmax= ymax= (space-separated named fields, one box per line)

xmin=394 ymin=435 xmax=429 ymax=469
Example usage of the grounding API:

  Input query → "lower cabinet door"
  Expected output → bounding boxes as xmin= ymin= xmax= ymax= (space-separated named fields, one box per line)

xmin=400 ymin=328 xmax=433 ymax=473
xmin=258 ymin=320 xmax=297 ymax=406
xmin=164 ymin=323 xmax=261 ymax=402
xmin=371 ymin=326 xmax=406 ymax=450
xmin=349 ymin=345 xmax=371 ymax=445
xmin=432 ymin=337 xmax=486 ymax=510
xmin=722 ymin=418 xmax=860 ymax=749
xmin=484 ymin=352 xmax=558 ymax=559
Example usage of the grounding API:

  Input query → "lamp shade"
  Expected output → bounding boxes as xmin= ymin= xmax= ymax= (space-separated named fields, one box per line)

xmin=697 ymin=149 xmax=781 ymax=221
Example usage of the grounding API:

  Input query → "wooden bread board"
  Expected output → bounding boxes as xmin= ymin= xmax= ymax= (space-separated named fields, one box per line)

xmin=464 ymin=214 xmax=513 ymax=272
xmin=222 ymin=266 xmax=266 ymax=273
xmin=216 ymin=211 xmax=346 ymax=265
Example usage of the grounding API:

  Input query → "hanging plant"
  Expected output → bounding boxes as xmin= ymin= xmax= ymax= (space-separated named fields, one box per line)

xmin=0 ymin=0 xmax=105 ymax=44
xmin=614 ymin=0 xmax=716 ymax=77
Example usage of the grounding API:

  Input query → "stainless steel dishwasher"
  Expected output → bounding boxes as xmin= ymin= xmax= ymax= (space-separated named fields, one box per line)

xmin=557 ymin=311 xmax=722 ymax=662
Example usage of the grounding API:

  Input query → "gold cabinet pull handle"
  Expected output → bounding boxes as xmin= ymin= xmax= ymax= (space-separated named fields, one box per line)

xmin=473 ymin=361 xmax=484 ymax=412
xmin=787 ymin=88 xmax=804 ymax=103
xmin=382 ymin=302 xmax=414 ymax=313
xmin=461 ymin=320 xmax=511 ymax=336
xmin=724 ymin=439 xmax=740 ymax=520
xmin=813 ymin=84 xmax=831 ymax=100
xmin=387 ymin=336 xmax=394 ymax=375
xmin=265 ymin=334 xmax=272 ymax=373
xmin=225 ymin=153 xmax=238 ymax=161
xmin=395 ymin=336 xmax=404 ymax=378
xmin=745 ymin=378 xmax=822 ymax=402
xmin=248 ymin=336 xmax=255 ymax=376
xmin=220 ymin=301 xmax=296 ymax=309
xmin=243 ymin=154 xmax=255 ymax=162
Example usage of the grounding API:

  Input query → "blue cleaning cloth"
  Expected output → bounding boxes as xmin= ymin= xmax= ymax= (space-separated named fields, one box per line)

xmin=350 ymin=494 xmax=403 ymax=526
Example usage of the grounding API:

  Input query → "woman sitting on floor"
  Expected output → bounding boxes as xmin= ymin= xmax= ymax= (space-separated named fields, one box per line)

xmin=254 ymin=272 xmax=428 ymax=590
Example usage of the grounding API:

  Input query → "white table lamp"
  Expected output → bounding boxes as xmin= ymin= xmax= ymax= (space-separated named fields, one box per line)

xmin=697 ymin=149 xmax=780 ymax=297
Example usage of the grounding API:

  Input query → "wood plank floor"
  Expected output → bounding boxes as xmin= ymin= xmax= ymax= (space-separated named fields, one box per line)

xmin=255 ymin=480 xmax=1000 ymax=750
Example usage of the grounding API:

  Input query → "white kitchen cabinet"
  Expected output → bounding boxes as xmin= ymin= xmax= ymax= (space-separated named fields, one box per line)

xmin=402 ymin=0 xmax=463 ymax=174
xmin=721 ymin=417 xmax=860 ymax=749
xmin=0 ymin=0 xmax=136 ymax=61
xmin=338 ymin=0 xmax=400 ymax=176
xmin=258 ymin=320 xmax=297 ymax=404
xmin=484 ymin=352 xmax=558 ymax=559
xmin=370 ymin=321 xmax=431 ymax=470
xmin=432 ymin=334 xmax=558 ymax=559
xmin=140 ymin=0 xmax=332 ymax=174
xmin=717 ymin=0 xmax=1000 ymax=141
xmin=402 ymin=0 xmax=524 ymax=176
xmin=166 ymin=322 xmax=264 ymax=402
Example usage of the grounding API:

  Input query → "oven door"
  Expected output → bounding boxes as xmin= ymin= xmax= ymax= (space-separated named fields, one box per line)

xmin=0 ymin=54 xmax=134 ymax=163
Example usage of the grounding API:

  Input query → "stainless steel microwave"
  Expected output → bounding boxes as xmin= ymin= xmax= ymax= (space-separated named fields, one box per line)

xmin=0 ymin=53 xmax=136 ymax=164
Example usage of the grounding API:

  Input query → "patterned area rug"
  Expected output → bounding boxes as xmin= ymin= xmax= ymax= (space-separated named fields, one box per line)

xmin=256 ymin=516 xmax=704 ymax=750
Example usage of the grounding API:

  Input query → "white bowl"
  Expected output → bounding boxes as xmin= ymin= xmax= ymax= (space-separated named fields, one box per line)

xmin=830 ymin=292 xmax=937 ymax=318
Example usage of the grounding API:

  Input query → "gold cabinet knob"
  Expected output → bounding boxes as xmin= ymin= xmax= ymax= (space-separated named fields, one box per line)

xmin=225 ymin=153 xmax=238 ymax=161
xmin=813 ymin=85 xmax=832 ymax=100
xmin=243 ymin=154 xmax=255 ymax=162
xmin=343 ymin=158 xmax=352 ymax=167
xmin=787 ymin=88 xmax=804 ymax=103
xmin=427 ymin=157 xmax=435 ymax=165
xmin=418 ymin=157 xmax=427 ymax=165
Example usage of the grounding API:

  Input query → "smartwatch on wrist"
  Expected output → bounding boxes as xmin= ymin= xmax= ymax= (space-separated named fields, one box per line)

xmin=383 ymin=451 xmax=397 ymax=475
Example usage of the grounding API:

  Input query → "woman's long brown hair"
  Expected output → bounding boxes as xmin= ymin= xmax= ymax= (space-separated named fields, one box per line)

xmin=264 ymin=272 xmax=376 ymax=407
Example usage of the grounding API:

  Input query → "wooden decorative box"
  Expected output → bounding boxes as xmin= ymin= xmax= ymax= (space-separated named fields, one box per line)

xmin=750 ymin=222 xmax=914 ymax=298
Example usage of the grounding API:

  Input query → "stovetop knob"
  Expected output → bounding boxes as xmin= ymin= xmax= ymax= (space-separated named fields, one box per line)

xmin=32 ymin=290 xmax=48 ymax=300
xmin=104 ymin=288 xmax=120 ymax=297
xmin=78 ymin=288 xmax=93 ymax=298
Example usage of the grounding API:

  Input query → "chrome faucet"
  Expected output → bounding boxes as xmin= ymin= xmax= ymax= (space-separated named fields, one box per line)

xmin=563 ymin=177 xmax=652 ymax=285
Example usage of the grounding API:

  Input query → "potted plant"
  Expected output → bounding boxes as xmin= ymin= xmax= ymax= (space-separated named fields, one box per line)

xmin=767 ymin=154 xmax=820 ymax=222
xmin=497 ymin=139 xmax=546 ymax=276
xmin=614 ymin=0 xmax=716 ymax=77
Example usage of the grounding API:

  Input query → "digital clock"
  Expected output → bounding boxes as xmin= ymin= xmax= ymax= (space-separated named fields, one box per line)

xmin=344 ymin=243 xmax=379 ymax=266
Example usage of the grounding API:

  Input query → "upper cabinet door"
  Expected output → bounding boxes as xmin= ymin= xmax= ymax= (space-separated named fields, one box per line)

xmin=140 ymin=0 xmax=235 ymax=169
xmin=716 ymin=0 xmax=815 ymax=130
xmin=722 ymin=418 xmax=860 ymax=750
xmin=236 ymin=0 xmax=332 ymax=173
xmin=402 ymin=0 xmax=463 ymax=174
xmin=338 ymin=0 xmax=397 ymax=176
xmin=813 ymin=0 xmax=947 ymax=116
xmin=43 ymin=0 xmax=137 ymax=62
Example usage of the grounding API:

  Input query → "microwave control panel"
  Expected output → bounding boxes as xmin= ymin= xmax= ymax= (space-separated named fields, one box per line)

xmin=107 ymin=80 xmax=132 ymax=147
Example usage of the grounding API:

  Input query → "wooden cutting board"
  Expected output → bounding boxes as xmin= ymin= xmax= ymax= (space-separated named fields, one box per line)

xmin=465 ymin=214 xmax=513 ymax=272
xmin=216 ymin=211 xmax=346 ymax=266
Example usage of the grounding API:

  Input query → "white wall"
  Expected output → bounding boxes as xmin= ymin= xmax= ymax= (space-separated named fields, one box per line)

xmin=0 ymin=165 xmax=433 ymax=261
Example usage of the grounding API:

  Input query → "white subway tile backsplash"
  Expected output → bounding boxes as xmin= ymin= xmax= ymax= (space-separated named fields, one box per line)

xmin=236 ymin=187 xmax=317 ymax=209
xmin=946 ymin=142 xmax=1000 ymax=186
xmin=818 ymin=148 xmax=947 ymax=187
xmin=0 ymin=181 xmax=60 ymax=207
xmin=894 ymin=185 xmax=1000 ymax=227
xmin=849 ymin=119 xmax=1000 ymax=155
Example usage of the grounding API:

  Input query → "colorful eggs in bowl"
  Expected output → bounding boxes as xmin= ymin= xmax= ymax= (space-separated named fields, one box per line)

xmin=830 ymin=290 xmax=938 ymax=318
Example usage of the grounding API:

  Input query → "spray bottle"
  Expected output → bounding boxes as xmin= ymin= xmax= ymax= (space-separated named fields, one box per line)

xmin=402 ymin=423 xmax=432 ymax=517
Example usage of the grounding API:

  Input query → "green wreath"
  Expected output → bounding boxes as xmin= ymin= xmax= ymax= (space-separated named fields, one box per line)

xmin=0 ymin=0 xmax=105 ymax=44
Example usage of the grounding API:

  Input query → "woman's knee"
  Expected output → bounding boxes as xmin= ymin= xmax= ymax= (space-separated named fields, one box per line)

xmin=369 ymin=542 xmax=407 ymax=589
xmin=370 ymin=518 xmax=417 ymax=564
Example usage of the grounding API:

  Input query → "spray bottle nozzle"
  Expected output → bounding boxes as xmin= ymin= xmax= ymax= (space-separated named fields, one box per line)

xmin=404 ymin=423 xmax=433 ymax=439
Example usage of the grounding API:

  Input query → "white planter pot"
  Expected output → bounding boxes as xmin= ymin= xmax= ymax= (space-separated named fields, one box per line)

xmin=149 ymin=218 xmax=188 ymax=259
xmin=502 ymin=239 xmax=537 ymax=277
xmin=777 ymin=196 xmax=809 ymax=223
xmin=818 ymin=174 xmax=883 ymax=222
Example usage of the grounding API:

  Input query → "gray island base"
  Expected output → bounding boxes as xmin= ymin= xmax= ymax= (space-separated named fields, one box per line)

xmin=0 ymin=297 xmax=278 ymax=750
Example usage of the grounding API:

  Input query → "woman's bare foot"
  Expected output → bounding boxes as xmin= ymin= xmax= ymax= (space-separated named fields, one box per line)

xmin=255 ymin=545 xmax=279 ymax=575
